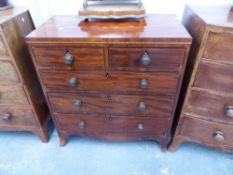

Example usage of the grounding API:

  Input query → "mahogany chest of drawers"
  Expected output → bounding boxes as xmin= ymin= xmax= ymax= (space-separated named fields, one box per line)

xmin=0 ymin=8 xmax=50 ymax=141
xmin=26 ymin=14 xmax=191 ymax=149
xmin=170 ymin=5 xmax=233 ymax=152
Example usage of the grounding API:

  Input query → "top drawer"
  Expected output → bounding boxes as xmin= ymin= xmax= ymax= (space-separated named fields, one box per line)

xmin=203 ymin=32 xmax=233 ymax=63
xmin=32 ymin=46 xmax=105 ymax=70
xmin=109 ymin=47 xmax=185 ymax=72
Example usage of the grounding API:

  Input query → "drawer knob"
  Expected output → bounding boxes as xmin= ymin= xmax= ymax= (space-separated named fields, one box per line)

xmin=69 ymin=77 xmax=77 ymax=86
xmin=64 ymin=51 xmax=73 ymax=64
xmin=137 ymin=123 xmax=144 ymax=131
xmin=2 ymin=113 xmax=12 ymax=121
xmin=74 ymin=100 xmax=82 ymax=108
xmin=225 ymin=106 xmax=233 ymax=118
xmin=138 ymin=102 xmax=146 ymax=111
xmin=79 ymin=120 xmax=86 ymax=129
xmin=141 ymin=51 xmax=151 ymax=66
xmin=140 ymin=79 xmax=148 ymax=89
xmin=213 ymin=131 xmax=224 ymax=142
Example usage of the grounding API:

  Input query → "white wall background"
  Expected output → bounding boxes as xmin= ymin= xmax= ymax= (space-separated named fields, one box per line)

xmin=9 ymin=0 xmax=233 ymax=27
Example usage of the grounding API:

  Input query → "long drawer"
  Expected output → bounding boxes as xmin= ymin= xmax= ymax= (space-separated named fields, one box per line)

xmin=0 ymin=85 xmax=29 ymax=106
xmin=55 ymin=114 xmax=169 ymax=136
xmin=41 ymin=71 xmax=179 ymax=96
xmin=194 ymin=61 xmax=233 ymax=94
xmin=109 ymin=47 xmax=185 ymax=72
xmin=48 ymin=93 xmax=174 ymax=117
xmin=187 ymin=89 xmax=233 ymax=123
xmin=0 ymin=61 xmax=20 ymax=83
xmin=32 ymin=46 xmax=105 ymax=70
xmin=179 ymin=116 xmax=233 ymax=148
xmin=0 ymin=107 xmax=37 ymax=127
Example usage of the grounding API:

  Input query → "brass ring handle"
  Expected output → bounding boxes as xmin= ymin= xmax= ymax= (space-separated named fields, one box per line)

xmin=69 ymin=77 xmax=77 ymax=86
xmin=213 ymin=131 xmax=224 ymax=142
xmin=224 ymin=106 xmax=233 ymax=118
xmin=74 ymin=100 xmax=82 ymax=108
xmin=140 ymin=79 xmax=148 ymax=89
xmin=2 ymin=113 xmax=12 ymax=121
xmin=138 ymin=102 xmax=146 ymax=111
xmin=64 ymin=51 xmax=73 ymax=65
xmin=141 ymin=51 xmax=151 ymax=66
xmin=137 ymin=123 xmax=144 ymax=131
xmin=79 ymin=120 xmax=86 ymax=129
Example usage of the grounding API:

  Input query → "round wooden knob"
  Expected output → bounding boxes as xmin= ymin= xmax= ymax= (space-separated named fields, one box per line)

xmin=225 ymin=106 xmax=233 ymax=118
xmin=213 ymin=131 xmax=224 ymax=142
xmin=2 ymin=113 xmax=12 ymax=121
xmin=74 ymin=100 xmax=82 ymax=108
xmin=79 ymin=121 xmax=86 ymax=129
xmin=69 ymin=77 xmax=77 ymax=86
xmin=138 ymin=102 xmax=146 ymax=111
xmin=141 ymin=51 xmax=151 ymax=66
xmin=64 ymin=51 xmax=73 ymax=64
xmin=140 ymin=79 xmax=148 ymax=89
xmin=137 ymin=123 xmax=144 ymax=131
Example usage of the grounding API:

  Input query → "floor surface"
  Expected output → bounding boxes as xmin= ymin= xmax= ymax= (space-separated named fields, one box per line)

xmin=0 ymin=130 xmax=232 ymax=175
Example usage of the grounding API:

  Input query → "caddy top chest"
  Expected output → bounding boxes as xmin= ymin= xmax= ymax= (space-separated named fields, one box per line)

xmin=26 ymin=15 xmax=191 ymax=149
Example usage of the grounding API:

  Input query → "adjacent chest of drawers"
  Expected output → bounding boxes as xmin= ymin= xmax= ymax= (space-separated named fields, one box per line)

xmin=170 ymin=5 xmax=233 ymax=152
xmin=26 ymin=15 xmax=191 ymax=148
xmin=0 ymin=8 xmax=50 ymax=141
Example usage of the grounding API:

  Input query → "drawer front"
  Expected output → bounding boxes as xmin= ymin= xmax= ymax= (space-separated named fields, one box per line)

xmin=41 ymin=71 xmax=179 ymax=96
xmin=194 ymin=62 xmax=233 ymax=94
xmin=55 ymin=114 xmax=168 ymax=135
xmin=0 ymin=34 xmax=9 ymax=58
xmin=48 ymin=93 xmax=174 ymax=117
xmin=203 ymin=32 xmax=233 ymax=63
xmin=109 ymin=47 xmax=185 ymax=72
xmin=187 ymin=90 xmax=233 ymax=123
xmin=0 ymin=85 xmax=29 ymax=106
xmin=32 ymin=46 xmax=105 ymax=70
xmin=180 ymin=117 xmax=233 ymax=148
xmin=0 ymin=61 xmax=20 ymax=82
xmin=0 ymin=107 xmax=37 ymax=127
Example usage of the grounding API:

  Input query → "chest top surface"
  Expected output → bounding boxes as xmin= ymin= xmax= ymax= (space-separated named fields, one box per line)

xmin=188 ymin=4 xmax=233 ymax=30
xmin=26 ymin=14 xmax=191 ymax=43
xmin=0 ymin=7 xmax=28 ymax=25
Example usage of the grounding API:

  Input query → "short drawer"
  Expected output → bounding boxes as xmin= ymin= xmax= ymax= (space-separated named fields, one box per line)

xmin=0 ymin=61 xmax=20 ymax=83
xmin=55 ymin=114 xmax=168 ymax=136
xmin=0 ymin=85 xmax=29 ymax=106
xmin=187 ymin=89 xmax=233 ymax=123
xmin=109 ymin=47 xmax=185 ymax=72
xmin=179 ymin=117 xmax=233 ymax=148
xmin=32 ymin=46 xmax=105 ymax=70
xmin=0 ymin=107 xmax=37 ymax=127
xmin=48 ymin=93 xmax=174 ymax=117
xmin=194 ymin=61 xmax=233 ymax=94
xmin=203 ymin=32 xmax=233 ymax=63
xmin=41 ymin=71 xmax=179 ymax=96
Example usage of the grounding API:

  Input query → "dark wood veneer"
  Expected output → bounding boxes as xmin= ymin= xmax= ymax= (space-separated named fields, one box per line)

xmin=27 ymin=14 xmax=191 ymax=149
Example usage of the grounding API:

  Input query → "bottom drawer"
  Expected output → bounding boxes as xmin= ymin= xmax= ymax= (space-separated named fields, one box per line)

xmin=55 ymin=114 xmax=169 ymax=136
xmin=179 ymin=116 xmax=233 ymax=148
xmin=0 ymin=107 xmax=38 ymax=127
